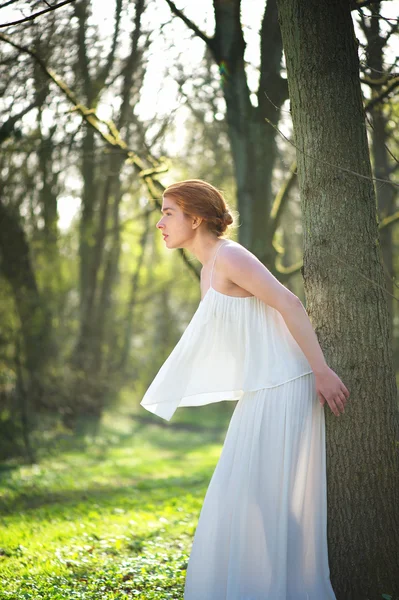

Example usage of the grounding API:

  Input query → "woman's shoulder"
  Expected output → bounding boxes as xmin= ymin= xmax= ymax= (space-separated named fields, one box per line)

xmin=221 ymin=239 xmax=255 ymax=262
xmin=218 ymin=240 xmax=263 ymax=281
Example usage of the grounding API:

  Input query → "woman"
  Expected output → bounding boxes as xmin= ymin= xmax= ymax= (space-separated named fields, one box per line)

xmin=140 ymin=179 xmax=349 ymax=599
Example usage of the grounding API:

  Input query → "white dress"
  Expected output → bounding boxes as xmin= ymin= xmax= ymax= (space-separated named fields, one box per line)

xmin=140 ymin=241 xmax=336 ymax=600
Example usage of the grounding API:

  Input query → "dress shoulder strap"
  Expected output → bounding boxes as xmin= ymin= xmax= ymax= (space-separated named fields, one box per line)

xmin=210 ymin=241 xmax=228 ymax=288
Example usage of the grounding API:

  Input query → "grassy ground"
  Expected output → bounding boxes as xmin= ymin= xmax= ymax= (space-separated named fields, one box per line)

xmin=0 ymin=402 xmax=234 ymax=599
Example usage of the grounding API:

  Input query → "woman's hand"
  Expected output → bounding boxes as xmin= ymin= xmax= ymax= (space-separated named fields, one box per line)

xmin=314 ymin=365 xmax=350 ymax=417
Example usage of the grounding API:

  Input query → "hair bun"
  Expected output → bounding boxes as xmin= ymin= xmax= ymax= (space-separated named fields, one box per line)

xmin=222 ymin=210 xmax=233 ymax=225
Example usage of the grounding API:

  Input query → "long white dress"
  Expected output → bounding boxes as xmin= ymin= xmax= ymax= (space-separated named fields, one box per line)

xmin=140 ymin=241 xmax=336 ymax=600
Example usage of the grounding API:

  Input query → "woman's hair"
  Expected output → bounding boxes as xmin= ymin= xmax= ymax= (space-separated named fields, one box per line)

xmin=163 ymin=179 xmax=236 ymax=238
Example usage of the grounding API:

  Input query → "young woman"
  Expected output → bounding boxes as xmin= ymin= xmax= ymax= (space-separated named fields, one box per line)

xmin=141 ymin=179 xmax=349 ymax=600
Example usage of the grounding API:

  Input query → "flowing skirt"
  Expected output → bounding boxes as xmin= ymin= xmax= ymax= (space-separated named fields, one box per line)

xmin=183 ymin=372 xmax=336 ymax=600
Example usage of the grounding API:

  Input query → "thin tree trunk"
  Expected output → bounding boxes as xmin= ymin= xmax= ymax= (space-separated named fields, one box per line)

xmin=91 ymin=175 xmax=122 ymax=377
xmin=15 ymin=336 xmax=36 ymax=464
xmin=363 ymin=5 xmax=396 ymax=327
xmin=117 ymin=212 xmax=151 ymax=374
xmin=0 ymin=198 xmax=53 ymax=411
xmin=276 ymin=0 xmax=399 ymax=597
xmin=65 ymin=0 xmax=146 ymax=426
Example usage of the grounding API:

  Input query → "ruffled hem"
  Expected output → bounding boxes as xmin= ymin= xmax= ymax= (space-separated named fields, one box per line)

xmin=140 ymin=370 xmax=314 ymax=422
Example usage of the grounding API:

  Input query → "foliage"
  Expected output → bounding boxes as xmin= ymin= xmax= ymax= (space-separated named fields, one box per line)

xmin=0 ymin=0 xmax=242 ymax=453
xmin=0 ymin=403 xmax=234 ymax=599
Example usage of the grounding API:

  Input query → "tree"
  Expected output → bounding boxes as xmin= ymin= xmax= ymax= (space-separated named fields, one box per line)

xmin=70 ymin=0 xmax=148 ymax=424
xmin=358 ymin=4 xmax=399 ymax=326
xmin=276 ymin=0 xmax=399 ymax=597
xmin=0 ymin=0 xmax=199 ymax=441
xmin=165 ymin=0 xmax=288 ymax=263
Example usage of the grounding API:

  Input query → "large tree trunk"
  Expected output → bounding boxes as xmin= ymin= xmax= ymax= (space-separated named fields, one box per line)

xmin=276 ymin=0 xmax=399 ymax=598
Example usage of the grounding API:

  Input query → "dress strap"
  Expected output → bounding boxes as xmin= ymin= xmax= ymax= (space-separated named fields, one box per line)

xmin=210 ymin=241 xmax=228 ymax=289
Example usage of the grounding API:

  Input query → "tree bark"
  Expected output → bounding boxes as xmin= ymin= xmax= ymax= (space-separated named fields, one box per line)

xmin=276 ymin=0 xmax=399 ymax=597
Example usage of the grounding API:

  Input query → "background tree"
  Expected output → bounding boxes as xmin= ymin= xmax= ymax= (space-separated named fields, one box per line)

xmin=358 ymin=3 xmax=399 ymax=338
xmin=165 ymin=0 xmax=289 ymax=264
xmin=0 ymin=0 xmax=159 ymax=440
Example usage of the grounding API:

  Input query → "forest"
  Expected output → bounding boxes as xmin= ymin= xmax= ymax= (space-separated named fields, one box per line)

xmin=0 ymin=0 xmax=398 ymax=598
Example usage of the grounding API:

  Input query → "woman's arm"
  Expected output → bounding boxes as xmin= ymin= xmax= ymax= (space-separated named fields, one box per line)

xmin=220 ymin=244 xmax=350 ymax=416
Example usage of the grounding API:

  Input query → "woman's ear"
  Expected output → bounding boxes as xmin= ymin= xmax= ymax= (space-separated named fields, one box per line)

xmin=192 ymin=216 xmax=203 ymax=229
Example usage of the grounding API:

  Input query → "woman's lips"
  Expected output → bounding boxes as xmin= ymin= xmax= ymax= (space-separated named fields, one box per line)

xmin=163 ymin=235 xmax=168 ymax=240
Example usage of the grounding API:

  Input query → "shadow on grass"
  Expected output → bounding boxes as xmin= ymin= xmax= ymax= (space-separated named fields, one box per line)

xmin=0 ymin=468 xmax=210 ymax=519
xmin=0 ymin=400 xmax=235 ymax=470
xmin=0 ymin=404 xmax=236 ymax=522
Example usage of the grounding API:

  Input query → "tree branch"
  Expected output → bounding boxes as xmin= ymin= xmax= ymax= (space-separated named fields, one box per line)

xmin=264 ymin=115 xmax=399 ymax=188
xmin=0 ymin=88 xmax=47 ymax=143
xmin=0 ymin=32 xmax=157 ymax=177
xmin=275 ymin=256 xmax=303 ymax=278
xmin=164 ymin=0 xmax=215 ymax=53
xmin=361 ymin=73 xmax=399 ymax=87
xmin=384 ymin=19 xmax=399 ymax=44
xmin=0 ymin=31 xmax=202 ymax=287
xmin=379 ymin=210 xmax=399 ymax=231
xmin=117 ymin=0 xmax=145 ymax=130
xmin=269 ymin=161 xmax=297 ymax=239
xmin=0 ymin=0 xmax=21 ymax=8
xmin=351 ymin=0 xmax=382 ymax=10
xmin=364 ymin=77 xmax=399 ymax=111
xmin=95 ymin=0 xmax=123 ymax=91
xmin=0 ymin=0 xmax=76 ymax=28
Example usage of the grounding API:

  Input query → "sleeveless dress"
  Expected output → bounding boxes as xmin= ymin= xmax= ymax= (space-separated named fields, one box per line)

xmin=140 ymin=241 xmax=336 ymax=600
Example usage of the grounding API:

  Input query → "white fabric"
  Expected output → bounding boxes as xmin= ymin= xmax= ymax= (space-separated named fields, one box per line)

xmin=183 ymin=374 xmax=336 ymax=600
xmin=140 ymin=242 xmax=313 ymax=422
xmin=140 ymin=240 xmax=336 ymax=599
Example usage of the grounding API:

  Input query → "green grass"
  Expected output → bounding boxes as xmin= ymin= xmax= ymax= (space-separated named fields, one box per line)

xmin=0 ymin=403 xmax=234 ymax=599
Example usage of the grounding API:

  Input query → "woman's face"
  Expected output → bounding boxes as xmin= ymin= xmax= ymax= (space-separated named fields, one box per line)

xmin=156 ymin=195 xmax=196 ymax=248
